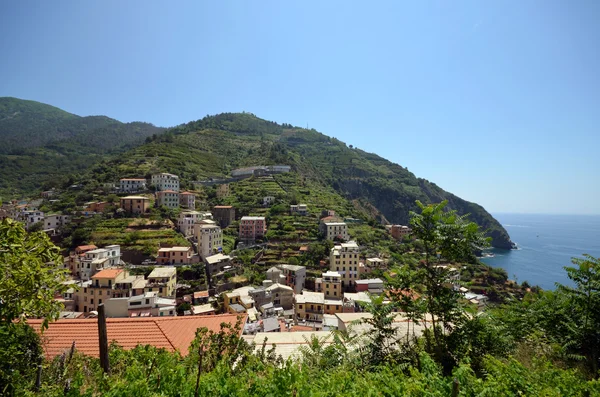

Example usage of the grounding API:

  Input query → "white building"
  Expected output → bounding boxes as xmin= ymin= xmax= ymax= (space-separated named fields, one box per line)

xmin=43 ymin=214 xmax=71 ymax=230
xmin=263 ymin=196 xmax=275 ymax=206
xmin=156 ymin=190 xmax=179 ymax=209
xmin=178 ymin=211 xmax=212 ymax=237
xmin=290 ymin=204 xmax=308 ymax=216
xmin=196 ymin=223 xmax=223 ymax=259
xmin=19 ymin=210 xmax=44 ymax=230
xmin=151 ymin=173 xmax=179 ymax=192
xmin=78 ymin=245 xmax=122 ymax=280
xmin=321 ymin=222 xmax=349 ymax=241
xmin=119 ymin=178 xmax=147 ymax=193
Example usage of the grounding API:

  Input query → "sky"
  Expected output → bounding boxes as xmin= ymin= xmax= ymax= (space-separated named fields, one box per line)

xmin=1 ymin=1 xmax=599 ymax=215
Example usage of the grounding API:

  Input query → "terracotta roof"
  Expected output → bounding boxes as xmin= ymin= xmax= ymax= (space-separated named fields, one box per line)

xmin=180 ymin=191 xmax=194 ymax=195
xmin=193 ymin=290 xmax=209 ymax=299
xmin=214 ymin=205 xmax=233 ymax=209
xmin=76 ymin=245 xmax=98 ymax=251
xmin=92 ymin=268 xmax=124 ymax=279
xmin=28 ymin=314 xmax=246 ymax=358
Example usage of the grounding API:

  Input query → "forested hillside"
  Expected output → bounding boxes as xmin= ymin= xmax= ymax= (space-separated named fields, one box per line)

xmin=85 ymin=112 xmax=513 ymax=248
xmin=0 ymin=97 xmax=164 ymax=196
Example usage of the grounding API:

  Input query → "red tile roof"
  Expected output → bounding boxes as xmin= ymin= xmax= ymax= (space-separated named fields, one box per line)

xmin=28 ymin=314 xmax=246 ymax=358
xmin=193 ymin=290 xmax=209 ymax=299
xmin=92 ymin=268 xmax=124 ymax=279
xmin=76 ymin=245 xmax=98 ymax=252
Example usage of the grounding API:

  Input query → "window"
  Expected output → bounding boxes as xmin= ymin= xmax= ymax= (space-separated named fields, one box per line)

xmin=99 ymin=299 xmax=102 ymax=304
xmin=90 ymin=299 xmax=94 ymax=304
xmin=145 ymin=299 xmax=150 ymax=304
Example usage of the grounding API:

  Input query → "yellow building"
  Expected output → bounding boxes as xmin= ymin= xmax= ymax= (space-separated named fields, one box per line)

xmin=145 ymin=267 xmax=177 ymax=297
xmin=223 ymin=286 xmax=256 ymax=313
xmin=295 ymin=291 xmax=325 ymax=322
xmin=329 ymin=241 xmax=361 ymax=290
xmin=75 ymin=268 xmax=128 ymax=313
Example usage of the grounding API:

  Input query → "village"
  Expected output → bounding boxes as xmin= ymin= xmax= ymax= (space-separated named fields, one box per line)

xmin=1 ymin=167 xmax=490 ymax=360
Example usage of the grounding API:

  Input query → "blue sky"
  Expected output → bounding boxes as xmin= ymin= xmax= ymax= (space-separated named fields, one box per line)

xmin=1 ymin=1 xmax=599 ymax=214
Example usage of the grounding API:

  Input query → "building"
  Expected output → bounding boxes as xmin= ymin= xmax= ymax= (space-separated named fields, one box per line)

xmin=223 ymin=286 xmax=257 ymax=313
xmin=239 ymin=216 xmax=266 ymax=242
xmin=290 ymin=204 xmax=308 ymax=216
xmin=119 ymin=178 xmax=146 ymax=193
xmin=249 ymin=282 xmax=294 ymax=311
xmin=329 ymin=241 xmax=361 ymax=290
xmin=156 ymin=246 xmax=194 ymax=265
xmin=84 ymin=201 xmax=110 ymax=213
xmin=322 ymin=271 xmax=343 ymax=300
xmin=106 ymin=291 xmax=177 ymax=318
xmin=390 ymin=225 xmax=412 ymax=240
xmin=204 ymin=253 xmax=233 ymax=277
xmin=355 ymin=278 xmax=384 ymax=294
xmin=196 ymin=223 xmax=223 ymax=259
xmin=179 ymin=192 xmax=196 ymax=209
xmin=266 ymin=264 xmax=306 ymax=294
xmin=263 ymin=196 xmax=275 ymax=206
xmin=295 ymin=291 xmax=325 ymax=322
xmin=120 ymin=196 xmax=150 ymax=215
xmin=213 ymin=205 xmax=235 ymax=228
xmin=119 ymin=178 xmax=147 ymax=193
xmin=156 ymin=190 xmax=180 ymax=209
xmin=320 ymin=221 xmax=349 ymax=241
xmin=74 ymin=245 xmax=122 ymax=279
xmin=216 ymin=184 xmax=229 ymax=198
xmin=177 ymin=210 xmax=206 ymax=237
xmin=28 ymin=314 xmax=245 ymax=358
xmin=151 ymin=173 xmax=179 ymax=192
xmin=43 ymin=214 xmax=71 ymax=230
xmin=79 ymin=268 xmax=128 ymax=313
xmin=19 ymin=210 xmax=44 ymax=230
xmin=145 ymin=267 xmax=177 ymax=297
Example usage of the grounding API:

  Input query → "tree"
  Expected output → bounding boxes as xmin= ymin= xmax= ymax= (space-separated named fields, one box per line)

xmin=408 ymin=201 xmax=489 ymax=369
xmin=0 ymin=218 xmax=70 ymax=393
xmin=0 ymin=218 xmax=70 ymax=327
xmin=556 ymin=254 xmax=600 ymax=376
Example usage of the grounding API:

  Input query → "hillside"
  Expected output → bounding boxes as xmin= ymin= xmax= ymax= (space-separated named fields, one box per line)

xmin=81 ymin=112 xmax=513 ymax=249
xmin=0 ymin=97 xmax=164 ymax=196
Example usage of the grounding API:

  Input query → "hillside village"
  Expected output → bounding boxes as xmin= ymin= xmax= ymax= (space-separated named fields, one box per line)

xmin=0 ymin=162 xmax=511 ymax=351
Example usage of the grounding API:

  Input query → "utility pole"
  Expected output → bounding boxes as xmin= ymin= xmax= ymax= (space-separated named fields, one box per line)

xmin=98 ymin=304 xmax=110 ymax=374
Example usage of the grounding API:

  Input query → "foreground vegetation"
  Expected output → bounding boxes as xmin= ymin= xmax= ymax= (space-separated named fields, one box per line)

xmin=2 ymin=202 xmax=600 ymax=395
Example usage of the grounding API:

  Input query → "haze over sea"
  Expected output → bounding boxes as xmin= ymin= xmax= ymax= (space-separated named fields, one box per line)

xmin=481 ymin=213 xmax=600 ymax=290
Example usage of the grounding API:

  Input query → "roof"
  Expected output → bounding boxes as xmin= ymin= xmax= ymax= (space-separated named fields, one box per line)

xmin=180 ymin=191 xmax=194 ymax=195
xmin=229 ymin=304 xmax=246 ymax=313
xmin=28 ymin=314 xmax=245 ymax=358
xmin=355 ymin=278 xmax=384 ymax=285
xmin=121 ymin=196 xmax=149 ymax=200
xmin=214 ymin=205 xmax=233 ymax=209
xmin=322 ymin=271 xmax=341 ymax=278
xmin=295 ymin=291 xmax=324 ymax=304
xmin=205 ymin=253 xmax=231 ymax=265
xmin=158 ymin=246 xmax=191 ymax=252
xmin=157 ymin=190 xmax=179 ymax=194
xmin=92 ymin=268 xmax=124 ymax=279
xmin=120 ymin=178 xmax=146 ymax=181
xmin=149 ymin=267 xmax=177 ymax=278
xmin=265 ymin=283 xmax=293 ymax=292
xmin=324 ymin=222 xmax=346 ymax=226
xmin=279 ymin=264 xmax=305 ymax=272
xmin=153 ymin=172 xmax=178 ymax=178
xmin=240 ymin=216 xmax=265 ymax=221
xmin=251 ymin=332 xmax=334 ymax=361
xmin=193 ymin=290 xmax=209 ymax=299
xmin=192 ymin=304 xmax=215 ymax=315
xmin=76 ymin=245 xmax=97 ymax=251
xmin=262 ymin=317 xmax=280 ymax=332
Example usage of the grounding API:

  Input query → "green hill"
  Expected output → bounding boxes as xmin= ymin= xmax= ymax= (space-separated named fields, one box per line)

xmin=82 ymin=112 xmax=513 ymax=249
xmin=0 ymin=97 xmax=164 ymax=196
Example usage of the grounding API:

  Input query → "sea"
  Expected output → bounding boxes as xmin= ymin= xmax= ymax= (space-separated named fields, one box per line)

xmin=480 ymin=213 xmax=600 ymax=290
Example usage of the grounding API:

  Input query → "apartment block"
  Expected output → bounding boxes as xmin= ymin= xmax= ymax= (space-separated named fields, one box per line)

xmin=156 ymin=190 xmax=179 ymax=209
xmin=213 ymin=205 xmax=235 ymax=228
xmin=145 ymin=267 xmax=177 ymax=297
xmin=151 ymin=173 xmax=179 ymax=192
xmin=320 ymin=221 xmax=349 ymax=241
xmin=120 ymin=178 xmax=147 ymax=193
xmin=329 ymin=241 xmax=361 ymax=290
xmin=120 ymin=196 xmax=150 ymax=215
xmin=156 ymin=246 xmax=194 ymax=265
xmin=239 ymin=216 xmax=266 ymax=242
xmin=179 ymin=192 xmax=196 ymax=209
xmin=196 ymin=223 xmax=223 ymax=259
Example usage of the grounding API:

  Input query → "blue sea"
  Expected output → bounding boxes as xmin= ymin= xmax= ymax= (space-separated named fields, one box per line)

xmin=480 ymin=213 xmax=600 ymax=290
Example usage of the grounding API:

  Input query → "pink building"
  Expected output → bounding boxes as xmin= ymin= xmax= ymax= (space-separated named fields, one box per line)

xmin=179 ymin=192 xmax=196 ymax=209
xmin=156 ymin=246 xmax=194 ymax=265
xmin=239 ymin=216 xmax=266 ymax=242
